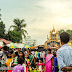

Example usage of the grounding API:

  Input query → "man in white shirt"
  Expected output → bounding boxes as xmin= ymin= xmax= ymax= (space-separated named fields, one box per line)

xmin=57 ymin=32 xmax=72 ymax=72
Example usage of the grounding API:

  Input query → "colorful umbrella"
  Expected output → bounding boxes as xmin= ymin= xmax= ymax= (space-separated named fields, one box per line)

xmin=10 ymin=45 xmax=17 ymax=48
xmin=22 ymin=46 xmax=25 ymax=49
xmin=22 ymin=46 xmax=31 ymax=49
xmin=25 ymin=46 xmax=31 ymax=48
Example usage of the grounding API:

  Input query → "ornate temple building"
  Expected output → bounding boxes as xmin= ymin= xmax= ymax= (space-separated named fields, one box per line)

xmin=44 ymin=27 xmax=60 ymax=49
xmin=44 ymin=27 xmax=72 ymax=49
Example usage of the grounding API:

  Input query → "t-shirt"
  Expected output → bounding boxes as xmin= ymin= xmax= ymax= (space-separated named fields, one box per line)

xmin=40 ymin=52 xmax=43 ymax=58
xmin=31 ymin=51 xmax=35 ymax=55
xmin=35 ymin=51 xmax=38 ymax=58
xmin=43 ymin=52 xmax=45 ymax=58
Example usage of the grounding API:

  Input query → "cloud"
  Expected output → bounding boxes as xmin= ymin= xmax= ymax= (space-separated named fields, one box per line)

xmin=1 ymin=0 xmax=72 ymax=45
xmin=36 ymin=0 xmax=72 ymax=15
xmin=26 ymin=0 xmax=72 ymax=45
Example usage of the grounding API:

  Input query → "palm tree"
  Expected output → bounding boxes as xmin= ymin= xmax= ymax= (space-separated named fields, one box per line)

xmin=10 ymin=18 xmax=28 ymax=38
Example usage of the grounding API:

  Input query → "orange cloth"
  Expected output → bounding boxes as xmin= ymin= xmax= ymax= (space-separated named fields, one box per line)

xmin=6 ymin=58 xmax=12 ymax=67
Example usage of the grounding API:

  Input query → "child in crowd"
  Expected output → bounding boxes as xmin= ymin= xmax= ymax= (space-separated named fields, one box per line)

xmin=38 ymin=58 xmax=45 ymax=72
xmin=24 ymin=53 xmax=31 ymax=72
xmin=13 ymin=58 xmax=24 ymax=72
xmin=18 ymin=51 xmax=25 ymax=60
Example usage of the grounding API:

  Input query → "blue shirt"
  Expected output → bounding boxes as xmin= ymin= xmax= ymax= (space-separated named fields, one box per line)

xmin=57 ymin=44 xmax=72 ymax=72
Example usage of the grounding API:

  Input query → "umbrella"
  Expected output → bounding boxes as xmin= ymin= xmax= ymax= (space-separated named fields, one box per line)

xmin=25 ymin=46 xmax=30 ymax=48
xmin=22 ymin=46 xmax=31 ymax=49
xmin=22 ymin=46 xmax=25 ymax=49
xmin=10 ymin=45 xmax=17 ymax=48
xmin=0 ymin=38 xmax=10 ymax=44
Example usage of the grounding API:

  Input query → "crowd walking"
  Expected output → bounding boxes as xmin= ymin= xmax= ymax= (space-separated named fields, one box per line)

xmin=0 ymin=32 xmax=72 ymax=72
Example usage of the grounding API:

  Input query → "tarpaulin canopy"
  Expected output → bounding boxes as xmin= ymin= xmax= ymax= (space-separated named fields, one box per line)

xmin=29 ymin=46 xmax=38 ymax=49
xmin=0 ymin=38 xmax=10 ymax=44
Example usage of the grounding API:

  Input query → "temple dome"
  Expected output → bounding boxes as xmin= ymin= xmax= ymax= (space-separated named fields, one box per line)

xmin=52 ymin=27 xmax=55 ymax=32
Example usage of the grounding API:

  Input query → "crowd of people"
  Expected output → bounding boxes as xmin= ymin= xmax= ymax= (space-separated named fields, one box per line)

xmin=0 ymin=32 xmax=72 ymax=72
xmin=0 ymin=45 xmax=58 ymax=72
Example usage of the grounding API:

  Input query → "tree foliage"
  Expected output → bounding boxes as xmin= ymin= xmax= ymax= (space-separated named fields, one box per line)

xmin=59 ymin=29 xmax=65 ymax=34
xmin=5 ymin=30 xmax=22 ymax=43
xmin=0 ymin=10 xmax=29 ymax=43
xmin=66 ymin=30 xmax=72 ymax=40
xmin=0 ymin=21 xmax=6 ymax=38
xmin=59 ymin=29 xmax=72 ymax=40
xmin=0 ymin=10 xmax=35 ymax=44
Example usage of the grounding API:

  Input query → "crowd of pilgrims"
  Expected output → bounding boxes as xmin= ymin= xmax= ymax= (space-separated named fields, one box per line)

xmin=0 ymin=46 xmax=59 ymax=72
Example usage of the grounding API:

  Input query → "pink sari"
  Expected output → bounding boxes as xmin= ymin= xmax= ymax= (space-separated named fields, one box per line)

xmin=45 ymin=54 xmax=53 ymax=72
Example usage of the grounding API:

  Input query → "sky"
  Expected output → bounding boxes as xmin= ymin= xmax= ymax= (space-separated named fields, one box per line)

xmin=0 ymin=0 xmax=72 ymax=45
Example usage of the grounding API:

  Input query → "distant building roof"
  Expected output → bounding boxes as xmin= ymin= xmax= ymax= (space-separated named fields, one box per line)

xmin=0 ymin=38 xmax=10 ymax=44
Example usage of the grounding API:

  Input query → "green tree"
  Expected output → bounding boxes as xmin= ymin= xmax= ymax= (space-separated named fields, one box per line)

xmin=10 ymin=19 xmax=28 ymax=38
xmin=59 ymin=29 xmax=72 ymax=40
xmin=6 ymin=30 xmax=22 ymax=43
xmin=0 ymin=9 xmax=6 ymax=39
xmin=59 ymin=29 xmax=65 ymax=34
xmin=0 ymin=21 xmax=6 ymax=38
xmin=66 ymin=30 xmax=72 ymax=40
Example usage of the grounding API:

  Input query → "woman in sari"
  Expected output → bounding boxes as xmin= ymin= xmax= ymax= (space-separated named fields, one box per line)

xmin=28 ymin=50 xmax=35 ymax=68
xmin=45 ymin=49 xmax=54 ymax=72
